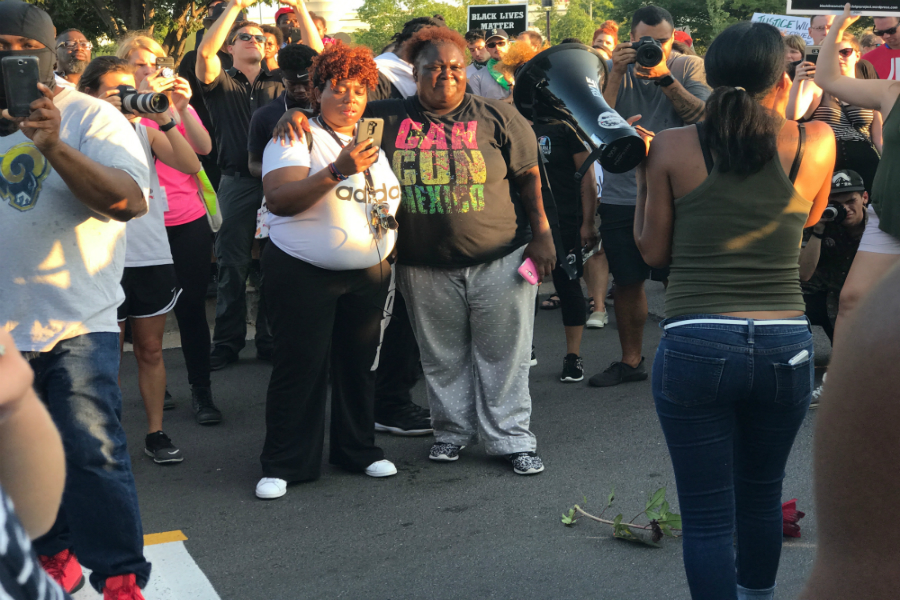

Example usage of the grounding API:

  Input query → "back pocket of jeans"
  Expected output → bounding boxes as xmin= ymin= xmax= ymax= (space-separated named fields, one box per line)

xmin=662 ymin=350 xmax=726 ymax=407
xmin=773 ymin=360 xmax=813 ymax=406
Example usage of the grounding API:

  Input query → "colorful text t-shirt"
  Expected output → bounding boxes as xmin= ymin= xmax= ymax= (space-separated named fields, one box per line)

xmin=366 ymin=94 xmax=538 ymax=267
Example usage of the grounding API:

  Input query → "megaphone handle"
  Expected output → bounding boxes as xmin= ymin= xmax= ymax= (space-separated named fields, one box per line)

xmin=574 ymin=146 xmax=604 ymax=182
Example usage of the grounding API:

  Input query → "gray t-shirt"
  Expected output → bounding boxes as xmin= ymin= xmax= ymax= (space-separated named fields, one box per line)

xmin=0 ymin=88 xmax=150 ymax=351
xmin=602 ymin=53 xmax=711 ymax=206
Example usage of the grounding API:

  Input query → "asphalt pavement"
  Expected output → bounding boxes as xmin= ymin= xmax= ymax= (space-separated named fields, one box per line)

xmin=118 ymin=281 xmax=828 ymax=599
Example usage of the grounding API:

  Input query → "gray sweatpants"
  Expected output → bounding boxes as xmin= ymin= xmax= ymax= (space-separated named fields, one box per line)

xmin=396 ymin=247 xmax=538 ymax=455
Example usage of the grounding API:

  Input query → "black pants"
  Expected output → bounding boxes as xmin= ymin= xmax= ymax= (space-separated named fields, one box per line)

xmin=804 ymin=291 xmax=835 ymax=344
xmin=374 ymin=289 xmax=421 ymax=416
xmin=261 ymin=243 xmax=390 ymax=481
xmin=550 ymin=221 xmax=587 ymax=327
xmin=166 ymin=216 xmax=213 ymax=388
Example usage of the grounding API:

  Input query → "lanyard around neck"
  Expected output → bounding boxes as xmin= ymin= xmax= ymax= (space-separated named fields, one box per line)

xmin=316 ymin=116 xmax=375 ymax=194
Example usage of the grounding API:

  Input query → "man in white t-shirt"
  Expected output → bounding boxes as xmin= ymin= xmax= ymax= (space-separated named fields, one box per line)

xmin=0 ymin=3 xmax=152 ymax=598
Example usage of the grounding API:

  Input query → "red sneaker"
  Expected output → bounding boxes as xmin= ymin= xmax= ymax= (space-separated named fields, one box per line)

xmin=103 ymin=574 xmax=146 ymax=600
xmin=38 ymin=549 xmax=85 ymax=594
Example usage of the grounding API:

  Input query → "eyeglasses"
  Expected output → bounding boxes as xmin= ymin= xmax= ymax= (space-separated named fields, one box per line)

xmin=486 ymin=40 xmax=507 ymax=49
xmin=810 ymin=25 xmax=831 ymax=32
xmin=838 ymin=48 xmax=856 ymax=57
xmin=57 ymin=40 xmax=93 ymax=50
xmin=874 ymin=26 xmax=898 ymax=36
xmin=237 ymin=33 xmax=266 ymax=44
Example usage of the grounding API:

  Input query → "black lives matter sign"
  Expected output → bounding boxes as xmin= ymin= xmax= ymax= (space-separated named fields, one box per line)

xmin=787 ymin=0 xmax=900 ymax=15
xmin=467 ymin=4 xmax=529 ymax=36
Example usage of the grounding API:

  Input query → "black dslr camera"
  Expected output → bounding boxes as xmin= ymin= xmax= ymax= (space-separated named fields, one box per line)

xmin=116 ymin=85 xmax=169 ymax=115
xmin=821 ymin=204 xmax=848 ymax=224
xmin=630 ymin=36 xmax=664 ymax=68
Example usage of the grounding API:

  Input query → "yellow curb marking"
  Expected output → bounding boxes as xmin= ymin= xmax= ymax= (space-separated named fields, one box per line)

xmin=143 ymin=530 xmax=188 ymax=546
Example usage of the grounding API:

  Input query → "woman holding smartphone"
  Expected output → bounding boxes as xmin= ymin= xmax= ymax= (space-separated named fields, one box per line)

xmin=635 ymin=22 xmax=834 ymax=599
xmin=256 ymin=42 xmax=399 ymax=500
xmin=116 ymin=35 xmax=222 ymax=426
xmin=79 ymin=56 xmax=204 ymax=464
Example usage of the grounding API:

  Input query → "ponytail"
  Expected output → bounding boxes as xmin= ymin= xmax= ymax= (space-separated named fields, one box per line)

xmin=702 ymin=21 xmax=786 ymax=176
xmin=702 ymin=86 xmax=779 ymax=175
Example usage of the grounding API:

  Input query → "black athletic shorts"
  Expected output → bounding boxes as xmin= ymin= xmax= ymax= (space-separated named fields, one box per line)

xmin=117 ymin=264 xmax=182 ymax=321
xmin=598 ymin=203 xmax=669 ymax=286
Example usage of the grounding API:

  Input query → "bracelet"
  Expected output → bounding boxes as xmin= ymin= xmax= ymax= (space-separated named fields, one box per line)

xmin=329 ymin=162 xmax=348 ymax=181
xmin=159 ymin=119 xmax=177 ymax=132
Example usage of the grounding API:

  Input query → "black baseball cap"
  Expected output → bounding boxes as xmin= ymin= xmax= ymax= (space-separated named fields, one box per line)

xmin=0 ymin=0 xmax=55 ymax=50
xmin=486 ymin=29 xmax=509 ymax=42
xmin=831 ymin=169 xmax=866 ymax=195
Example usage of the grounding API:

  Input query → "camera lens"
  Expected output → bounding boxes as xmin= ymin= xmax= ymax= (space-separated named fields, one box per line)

xmin=122 ymin=91 xmax=170 ymax=114
xmin=636 ymin=43 xmax=664 ymax=67
xmin=821 ymin=206 xmax=838 ymax=222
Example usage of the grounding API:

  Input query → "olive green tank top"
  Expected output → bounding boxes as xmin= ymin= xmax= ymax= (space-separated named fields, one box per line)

xmin=664 ymin=123 xmax=812 ymax=318
xmin=871 ymin=99 xmax=900 ymax=240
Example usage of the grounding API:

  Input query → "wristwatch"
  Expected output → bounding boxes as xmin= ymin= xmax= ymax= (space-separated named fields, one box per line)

xmin=159 ymin=119 xmax=177 ymax=132
xmin=655 ymin=75 xmax=675 ymax=88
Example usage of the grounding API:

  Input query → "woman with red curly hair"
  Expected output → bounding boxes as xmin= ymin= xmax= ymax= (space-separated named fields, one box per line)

xmin=255 ymin=42 xmax=401 ymax=500
xmin=592 ymin=21 xmax=619 ymax=59
xmin=364 ymin=26 xmax=556 ymax=475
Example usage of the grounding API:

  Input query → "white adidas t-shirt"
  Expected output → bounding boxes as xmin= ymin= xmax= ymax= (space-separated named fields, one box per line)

xmin=0 ymin=88 xmax=150 ymax=351
xmin=261 ymin=120 xmax=400 ymax=270
xmin=125 ymin=124 xmax=173 ymax=267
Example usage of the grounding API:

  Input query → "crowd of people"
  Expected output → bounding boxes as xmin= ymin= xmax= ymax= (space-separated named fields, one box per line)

xmin=0 ymin=0 xmax=898 ymax=598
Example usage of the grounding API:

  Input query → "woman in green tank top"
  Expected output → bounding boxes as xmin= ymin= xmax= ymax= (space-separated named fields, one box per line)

xmin=631 ymin=22 xmax=835 ymax=600
xmin=815 ymin=5 xmax=900 ymax=347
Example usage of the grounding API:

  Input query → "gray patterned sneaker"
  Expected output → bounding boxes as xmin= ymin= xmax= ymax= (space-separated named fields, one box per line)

xmin=506 ymin=451 xmax=544 ymax=475
xmin=429 ymin=442 xmax=464 ymax=462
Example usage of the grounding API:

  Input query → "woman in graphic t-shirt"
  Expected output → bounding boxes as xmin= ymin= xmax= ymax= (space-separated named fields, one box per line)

xmin=117 ymin=34 xmax=222 ymax=427
xmin=80 ymin=57 xmax=203 ymax=465
xmin=256 ymin=42 xmax=400 ymax=500
xmin=363 ymin=28 xmax=557 ymax=475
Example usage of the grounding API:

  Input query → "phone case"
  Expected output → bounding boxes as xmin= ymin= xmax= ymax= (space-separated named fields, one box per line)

xmin=356 ymin=118 xmax=384 ymax=148
xmin=518 ymin=258 xmax=539 ymax=285
xmin=2 ymin=56 xmax=41 ymax=118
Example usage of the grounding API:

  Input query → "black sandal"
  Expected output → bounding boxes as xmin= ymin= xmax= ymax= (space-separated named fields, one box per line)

xmin=540 ymin=294 xmax=561 ymax=310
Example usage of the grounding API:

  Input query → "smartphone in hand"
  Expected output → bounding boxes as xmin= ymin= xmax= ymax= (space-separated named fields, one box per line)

xmin=156 ymin=56 xmax=175 ymax=78
xmin=2 ymin=56 xmax=41 ymax=118
xmin=355 ymin=118 xmax=384 ymax=149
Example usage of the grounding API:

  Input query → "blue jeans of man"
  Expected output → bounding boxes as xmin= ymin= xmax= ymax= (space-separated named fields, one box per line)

xmin=29 ymin=333 xmax=150 ymax=592
xmin=213 ymin=173 xmax=272 ymax=355
xmin=652 ymin=316 xmax=813 ymax=600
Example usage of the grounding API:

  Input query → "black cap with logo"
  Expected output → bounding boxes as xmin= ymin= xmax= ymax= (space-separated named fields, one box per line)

xmin=486 ymin=28 xmax=509 ymax=41
xmin=830 ymin=169 xmax=866 ymax=195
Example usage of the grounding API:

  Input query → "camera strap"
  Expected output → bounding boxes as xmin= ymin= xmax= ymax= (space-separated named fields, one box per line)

xmin=316 ymin=116 xmax=375 ymax=196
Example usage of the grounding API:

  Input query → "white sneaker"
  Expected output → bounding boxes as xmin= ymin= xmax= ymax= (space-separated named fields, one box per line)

xmin=365 ymin=459 xmax=397 ymax=478
xmin=586 ymin=310 xmax=609 ymax=329
xmin=255 ymin=477 xmax=287 ymax=499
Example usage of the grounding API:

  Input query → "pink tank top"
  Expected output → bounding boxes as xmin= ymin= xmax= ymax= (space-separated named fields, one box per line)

xmin=142 ymin=105 xmax=208 ymax=227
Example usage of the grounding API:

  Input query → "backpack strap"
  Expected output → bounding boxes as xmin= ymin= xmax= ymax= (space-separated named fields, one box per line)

xmin=695 ymin=121 xmax=714 ymax=175
xmin=788 ymin=123 xmax=806 ymax=184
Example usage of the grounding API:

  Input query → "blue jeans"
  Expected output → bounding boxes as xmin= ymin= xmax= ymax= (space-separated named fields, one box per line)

xmin=652 ymin=315 xmax=813 ymax=600
xmin=29 ymin=333 xmax=151 ymax=591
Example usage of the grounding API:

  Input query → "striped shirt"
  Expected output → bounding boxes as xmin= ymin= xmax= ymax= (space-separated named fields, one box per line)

xmin=812 ymin=93 xmax=874 ymax=143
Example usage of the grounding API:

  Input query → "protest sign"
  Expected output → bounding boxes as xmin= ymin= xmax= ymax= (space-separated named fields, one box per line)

xmin=787 ymin=0 xmax=900 ymax=16
xmin=467 ymin=4 xmax=529 ymax=37
xmin=752 ymin=13 xmax=813 ymax=44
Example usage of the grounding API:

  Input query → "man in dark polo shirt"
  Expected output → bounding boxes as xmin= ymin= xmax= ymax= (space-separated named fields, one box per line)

xmin=197 ymin=0 xmax=283 ymax=369
xmin=247 ymin=43 xmax=318 ymax=178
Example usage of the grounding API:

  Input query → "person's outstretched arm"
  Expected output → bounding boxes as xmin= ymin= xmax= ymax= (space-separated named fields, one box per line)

xmin=0 ymin=330 xmax=66 ymax=539
xmin=279 ymin=0 xmax=324 ymax=52
xmin=197 ymin=0 xmax=256 ymax=84
xmin=799 ymin=262 xmax=900 ymax=600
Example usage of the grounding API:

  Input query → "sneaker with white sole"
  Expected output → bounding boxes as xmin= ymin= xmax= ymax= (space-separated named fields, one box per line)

xmin=586 ymin=310 xmax=609 ymax=329
xmin=809 ymin=372 xmax=827 ymax=409
xmin=506 ymin=451 xmax=545 ymax=475
xmin=365 ymin=459 xmax=398 ymax=477
xmin=255 ymin=477 xmax=287 ymax=499
xmin=429 ymin=442 xmax=464 ymax=461
xmin=560 ymin=353 xmax=584 ymax=382
xmin=144 ymin=431 xmax=183 ymax=464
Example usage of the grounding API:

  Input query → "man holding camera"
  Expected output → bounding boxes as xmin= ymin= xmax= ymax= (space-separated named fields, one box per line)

xmin=0 ymin=2 xmax=152 ymax=597
xmin=800 ymin=170 xmax=869 ymax=344
xmin=589 ymin=5 xmax=710 ymax=388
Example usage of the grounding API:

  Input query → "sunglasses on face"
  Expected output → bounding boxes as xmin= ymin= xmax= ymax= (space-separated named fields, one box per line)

xmin=874 ymin=26 xmax=899 ymax=36
xmin=57 ymin=40 xmax=93 ymax=50
xmin=486 ymin=40 xmax=507 ymax=49
xmin=237 ymin=33 xmax=266 ymax=44
xmin=838 ymin=48 xmax=856 ymax=57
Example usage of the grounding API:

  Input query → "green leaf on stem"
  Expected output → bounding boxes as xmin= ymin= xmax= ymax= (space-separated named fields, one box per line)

xmin=646 ymin=487 xmax=667 ymax=511
xmin=561 ymin=508 xmax=578 ymax=526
